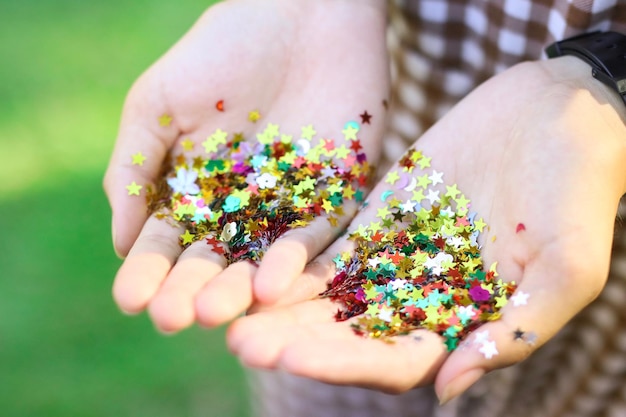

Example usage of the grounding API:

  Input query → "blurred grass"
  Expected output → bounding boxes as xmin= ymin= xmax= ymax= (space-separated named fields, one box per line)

xmin=0 ymin=1 xmax=248 ymax=416
xmin=0 ymin=0 xmax=213 ymax=193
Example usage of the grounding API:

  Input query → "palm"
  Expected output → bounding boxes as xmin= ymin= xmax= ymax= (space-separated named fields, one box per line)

xmin=227 ymin=58 xmax=626 ymax=396
xmin=104 ymin=0 xmax=390 ymax=332
xmin=155 ymin=0 xmax=388 ymax=148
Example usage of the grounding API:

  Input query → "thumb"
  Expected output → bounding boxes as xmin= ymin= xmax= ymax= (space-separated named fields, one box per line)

xmin=103 ymin=80 xmax=178 ymax=257
xmin=434 ymin=246 xmax=609 ymax=404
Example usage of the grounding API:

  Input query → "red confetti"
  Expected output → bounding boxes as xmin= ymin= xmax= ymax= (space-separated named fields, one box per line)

xmin=516 ymin=223 xmax=526 ymax=233
xmin=206 ymin=235 xmax=226 ymax=255
xmin=350 ymin=139 xmax=363 ymax=152
xmin=216 ymin=100 xmax=225 ymax=112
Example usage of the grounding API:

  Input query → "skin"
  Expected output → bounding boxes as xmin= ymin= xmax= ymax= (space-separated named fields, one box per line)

xmin=103 ymin=0 xmax=390 ymax=332
xmin=106 ymin=0 xmax=626 ymax=404
xmin=226 ymin=56 xmax=626 ymax=402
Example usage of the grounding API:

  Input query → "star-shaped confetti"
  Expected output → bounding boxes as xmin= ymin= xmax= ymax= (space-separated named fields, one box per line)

xmin=159 ymin=114 xmax=172 ymax=127
xmin=180 ymin=230 xmax=195 ymax=245
xmin=181 ymin=138 xmax=194 ymax=151
xmin=301 ymin=125 xmax=316 ymax=140
xmin=321 ymin=147 xmax=518 ymax=352
xmin=147 ymin=116 xmax=373 ymax=265
xmin=126 ymin=181 xmax=142 ymax=196
xmin=510 ymin=290 xmax=529 ymax=306
xmin=248 ymin=110 xmax=261 ymax=122
xmin=202 ymin=129 xmax=229 ymax=154
xmin=478 ymin=339 xmax=499 ymax=359
xmin=131 ymin=152 xmax=147 ymax=166
xmin=342 ymin=125 xmax=358 ymax=141
xmin=360 ymin=111 xmax=372 ymax=124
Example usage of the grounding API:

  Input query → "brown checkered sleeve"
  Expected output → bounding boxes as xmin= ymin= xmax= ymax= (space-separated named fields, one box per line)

xmin=384 ymin=0 xmax=626 ymax=166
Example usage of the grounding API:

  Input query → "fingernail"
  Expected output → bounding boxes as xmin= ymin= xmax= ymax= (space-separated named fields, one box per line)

xmin=111 ymin=217 xmax=123 ymax=259
xmin=438 ymin=368 xmax=485 ymax=405
xmin=118 ymin=306 xmax=137 ymax=316
xmin=155 ymin=327 xmax=176 ymax=336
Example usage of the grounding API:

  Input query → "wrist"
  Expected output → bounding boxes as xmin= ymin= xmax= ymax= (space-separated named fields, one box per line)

xmin=540 ymin=56 xmax=626 ymax=122
xmin=538 ymin=56 xmax=626 ymax=195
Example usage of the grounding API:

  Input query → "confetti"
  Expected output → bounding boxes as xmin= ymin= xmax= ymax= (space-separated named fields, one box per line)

xmin=132 ymin=152 xmax=147 ymax=166
xmin=510 ymin=290 xmax=530 ymax=306
xmin=145 ymin=113 xmax=373 ymax=265
xmin=478 ymin=339 xmax=499 ymax=359
xmin=181 ymin=138 xmax=194 ymax=151
xmin=216 ymin=100 xmax=225 ymax=112
xmin=473 ymin=330 xmax=491 ymax=345
xmin=159 ymin=114 xmax=172 ymax=127
xmin=180 ymin=229 xmax=195 ymax=245
xmin=380 ymin=190 xmax=394 ymax=202
xmin=516 ymin=223 xmax=526 ymax=233
xmin=525 ymin=331 xmax=538 ymax=345
xmin=167 ymin=167 xmax=200 ymax=195
xmin=321 ymin=148 xmax=518 ymax=351
xmin=126 ymin=181 xmax=142 ymax=196
xmin=513 ymin=328 xmax=538 ymax=346
xmin=248 ymin=110 xmax=261 ymax=123
xmin=301 ymin=125 xmax=316 ymax=140
xmin=206 ymin=235 xmax=226 ymax=255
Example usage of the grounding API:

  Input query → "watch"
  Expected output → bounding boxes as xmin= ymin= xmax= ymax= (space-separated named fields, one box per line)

xmin=545 ymin=31 xmax=626 ymax=106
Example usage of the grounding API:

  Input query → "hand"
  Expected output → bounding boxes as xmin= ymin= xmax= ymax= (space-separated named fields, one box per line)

xmin=103 ymin=0 xmax=390 ymax=332
xmin=226 ymin=56 xmax=626 ymax=398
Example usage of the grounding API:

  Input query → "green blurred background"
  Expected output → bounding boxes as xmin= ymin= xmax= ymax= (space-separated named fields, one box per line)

xmin=0 ymin=1 xmax=248 ymax=416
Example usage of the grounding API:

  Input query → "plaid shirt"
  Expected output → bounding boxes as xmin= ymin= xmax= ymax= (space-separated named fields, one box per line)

xmin=254 ymin=3 xmax=626 ymax=417
xmin=385 ymin=0 xmax=626 ymax=164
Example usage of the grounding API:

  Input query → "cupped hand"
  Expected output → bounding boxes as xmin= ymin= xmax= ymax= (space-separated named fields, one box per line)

xmin=103 ymin=0 xmax=390 ymax=332
xmin=227 ymin=56 xmax=626 ymax=399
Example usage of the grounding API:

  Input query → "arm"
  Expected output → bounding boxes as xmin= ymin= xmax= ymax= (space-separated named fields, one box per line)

xmin=227 ymin=55 xmax=626 ymax=398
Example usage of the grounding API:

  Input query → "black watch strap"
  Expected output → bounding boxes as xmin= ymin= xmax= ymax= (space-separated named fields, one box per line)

xmin=545 ymin=31 xmax=626 ymax=106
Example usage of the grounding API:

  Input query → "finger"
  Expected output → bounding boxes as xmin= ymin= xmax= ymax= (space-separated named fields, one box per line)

xmin=253 ymin=201 xmax=357 ymax=305
xmin=229 ymin=298 xmax=448 ymax=393
xmin=103 ymin=79 xmax=179 ymax=257
xmin=434 ymin=248 xmax=608 ymax=404
xmin=279 ymin=329 xmax=446 ymax=394
xmin=227 ymin=299 xmax=343 ymax=367
xmin=252 ymin=230 xmax=357 ymax=310
xmin=249 ymin=187 xmax=400 ymax=310
xmin=249 ymin=256 xmax=335 ymax=313
xmin=148 ymin=240 xmax=227 ymax=333
xmin=112 ymin=216 xmax=183 ymax=314
xmin=228 ymin=298 xmax=338 ymax=353
xmin=252 ymin=176 xmax=409 ymax=309
xmin=194 ymin=260 xmax=257 ymax=328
